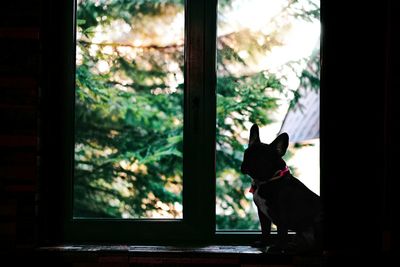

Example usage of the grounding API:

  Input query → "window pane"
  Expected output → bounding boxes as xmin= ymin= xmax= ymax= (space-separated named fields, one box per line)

xmin=74 ymin=0 xmax=184 ymax=219
xmin=216 ymin=0 xmax=320 ymax=230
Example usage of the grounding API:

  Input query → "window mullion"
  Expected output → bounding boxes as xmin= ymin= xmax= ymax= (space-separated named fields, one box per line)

xmin=184 ymin=0 xmax=217 ymax=240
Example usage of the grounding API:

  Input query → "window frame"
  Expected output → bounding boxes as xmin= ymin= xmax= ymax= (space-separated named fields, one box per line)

xmin=62 ymin=0 xmax=219 ymax=243
xmin=40 ymin=0 xmax=321 ymax=245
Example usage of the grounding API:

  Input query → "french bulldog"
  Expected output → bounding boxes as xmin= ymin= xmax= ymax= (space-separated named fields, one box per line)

xmin=241 ymin=124 xmax=322 ymax=253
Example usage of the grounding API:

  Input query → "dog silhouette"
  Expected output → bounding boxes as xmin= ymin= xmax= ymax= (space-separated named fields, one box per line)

xmin=241 ymin=124 xmax=322 ymax=253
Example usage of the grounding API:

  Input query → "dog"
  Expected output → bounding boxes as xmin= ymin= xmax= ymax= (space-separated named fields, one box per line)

xmin=241 ymin=124 xmax=322 ymax=253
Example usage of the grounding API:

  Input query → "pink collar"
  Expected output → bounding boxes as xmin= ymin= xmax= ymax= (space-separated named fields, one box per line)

xmin=249 ymin=166 xmax=290 ymax=193
xmin=273 ymin=166 xmax=290 ymax=179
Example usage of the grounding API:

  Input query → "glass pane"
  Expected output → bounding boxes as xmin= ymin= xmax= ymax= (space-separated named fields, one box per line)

xmin=216 ymin=0 xmax=320 ymax=230
xmin=74 ymin=0 xmax=184 ymax=219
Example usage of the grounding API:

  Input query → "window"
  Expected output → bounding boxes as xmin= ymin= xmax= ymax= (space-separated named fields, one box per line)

xmin=215 ymin=0 xmax=320 ymax=231
xmin=55 ymin=0 xmax=320 ymax=243
xmin=74 ymin=0 xmax=185 ymax=220
xmin=60 ymin=0 xmax=217 ymax=243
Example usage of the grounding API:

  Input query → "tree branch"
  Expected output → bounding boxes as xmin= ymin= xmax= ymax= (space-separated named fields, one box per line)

xmin=78 ymin=39 xmax=183 ymax=51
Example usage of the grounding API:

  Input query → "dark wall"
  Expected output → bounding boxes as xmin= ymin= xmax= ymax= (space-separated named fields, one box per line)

xmin=321 ymin=0 xmax=395 ymax=255
xmin=0 ymin=0 xmax=395 ymax=258
xmin=0 ymin=1 xmax=42 ymax=252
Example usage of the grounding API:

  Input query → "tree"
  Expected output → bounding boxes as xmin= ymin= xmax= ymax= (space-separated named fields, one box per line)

xmin=74 ymin=0 xmax=320 ymax=229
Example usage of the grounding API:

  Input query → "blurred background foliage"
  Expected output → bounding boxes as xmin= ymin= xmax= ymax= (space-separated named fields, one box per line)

xmin=74 ymin=0 xmax=320 ymax=229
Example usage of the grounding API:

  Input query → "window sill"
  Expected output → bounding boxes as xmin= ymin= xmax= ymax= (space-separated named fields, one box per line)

xmin=36 ymin=245 xmax=323 ymax=266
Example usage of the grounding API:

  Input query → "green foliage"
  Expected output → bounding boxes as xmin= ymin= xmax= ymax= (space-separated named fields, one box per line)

xmin=74 ymin=0 xmax=184 ymax=218
xmin=74 ymin=0 xmax=320 ymax=229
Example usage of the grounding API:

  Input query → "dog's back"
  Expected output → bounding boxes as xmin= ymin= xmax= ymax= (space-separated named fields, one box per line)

xmin=257 ymin=175 xmax=321 ymax=230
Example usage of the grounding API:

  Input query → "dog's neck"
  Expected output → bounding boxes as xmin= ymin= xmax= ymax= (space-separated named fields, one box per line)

xmin=250 ymin=166 xmax=290 ymax=193
xmin=269 ymin=166 xmax=290 ymax=182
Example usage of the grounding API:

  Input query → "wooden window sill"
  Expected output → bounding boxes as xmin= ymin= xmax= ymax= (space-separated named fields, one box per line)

xmin=36 ymin=245 xmax=323 ymax=266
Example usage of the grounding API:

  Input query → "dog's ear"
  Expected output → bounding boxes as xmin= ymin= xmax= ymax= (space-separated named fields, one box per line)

xmin=271 ymin=132 xmax=289 ymax=156
xmin=249 ymin=124 xmax=261 ymax=146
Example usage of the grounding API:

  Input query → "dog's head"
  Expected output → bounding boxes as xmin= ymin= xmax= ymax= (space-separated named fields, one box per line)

xmin=241 ymin=124 xmax=289 ymax=181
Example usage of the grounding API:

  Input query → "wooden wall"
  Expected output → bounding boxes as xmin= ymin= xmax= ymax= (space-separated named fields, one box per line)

xmin=0 ymin=1 xmax=42 ymax=252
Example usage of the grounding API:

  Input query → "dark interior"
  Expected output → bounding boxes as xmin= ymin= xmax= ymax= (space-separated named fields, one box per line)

xmin=0 ymin=0 xmax=395 ymax=266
